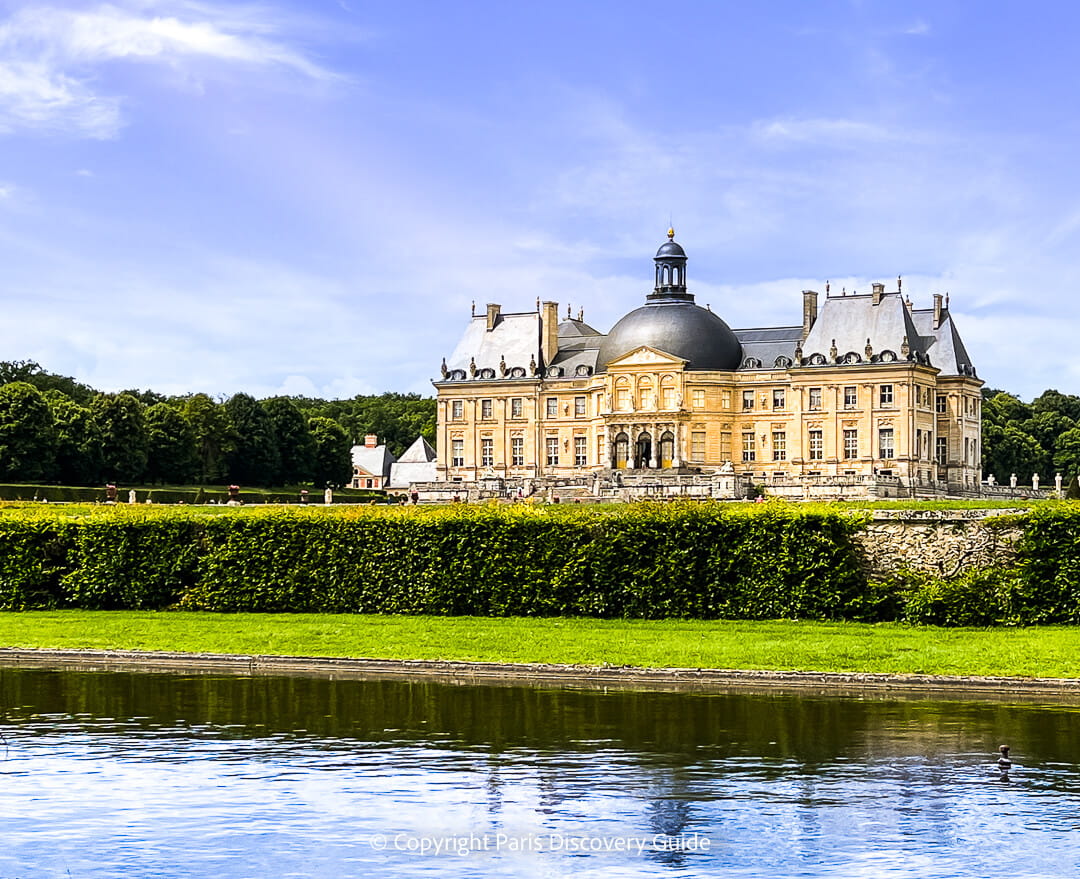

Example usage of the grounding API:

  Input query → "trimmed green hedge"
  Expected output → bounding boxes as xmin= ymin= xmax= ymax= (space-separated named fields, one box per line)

xmin=0 ymin=502 xmax=868 ymax=619
xmin=3 ymin=502 xmax=1080 ymax=624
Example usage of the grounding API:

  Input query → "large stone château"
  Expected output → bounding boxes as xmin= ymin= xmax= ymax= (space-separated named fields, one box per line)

xmin=431 ymin=230 xmax=983 ymax=499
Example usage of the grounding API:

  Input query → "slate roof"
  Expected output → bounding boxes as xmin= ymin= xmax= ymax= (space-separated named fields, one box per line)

xmin=444 ymin=311 xmax=541 ymax=378
xmin=909 ymin=308 xmax=977 ymax=377
xmin=351 ymin=443 xmax=396 ymax=480
xmin=396 ymin=436 xmax=437 ymax=463
xmin=801 ymin=292 xmax=923 ymax=361
xmin=733 ymin=325 xmax=801 ymax=370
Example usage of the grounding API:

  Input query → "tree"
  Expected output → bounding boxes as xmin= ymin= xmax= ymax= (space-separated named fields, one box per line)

xmin=225 ymin=392 xmax=280 ymax=486
xmin=0 ymin=360 xmax=94 ymax=405
xmin=181 ymin=393 xmax=236 ymax=484
xmin=1032 ymin=388 xmax=1080 ymax=422
xmin=982 ymin=425 xmax=1047 ymax=484
xmin=261 ymin=397 xmax=314 ymax=484
xmin=1021 ymin=411 xmax=1076 ymax=452
xmin=1052 ymin=428 xmax=1080 ymax=481
xmin=308 ymin=416 xmax=352 ymax=486
xmin=0 ymin=382 xmax=56 ymax=481
xmin=982 ymin=392 xmax=1031 ymax=427
xmin=47 ymin=395 xmax=102 ymax=485
xmin=144 ymin=403 xmax=198 ymax=484
xmin=91 ymin=393 xmax=149 ymax=482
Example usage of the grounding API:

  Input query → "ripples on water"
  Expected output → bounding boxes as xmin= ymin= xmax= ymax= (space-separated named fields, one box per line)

xmin=1 ymin=669 xmax=1079 ymax=878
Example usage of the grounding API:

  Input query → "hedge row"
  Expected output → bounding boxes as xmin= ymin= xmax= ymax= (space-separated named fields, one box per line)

xmin=2 ymin=502 xmax=1079 ymax=624
xmin=0 ymin=503 xmax=868 ymax=619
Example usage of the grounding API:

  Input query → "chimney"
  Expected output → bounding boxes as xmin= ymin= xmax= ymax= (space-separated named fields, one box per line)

xmin=485 ymin=303 xmax=501 ymax=331
xmin=541 ymin=300 xmax=559 ymax=367
xmin=364 ymin=434 xmax=378 ymax=448
xmin=872 ymin=282 xmax=885 ymax=306
xmin=933 ymin=293 xmax=943 ymax=329
xmin=802 ymin=290 xmax=818 ymax=338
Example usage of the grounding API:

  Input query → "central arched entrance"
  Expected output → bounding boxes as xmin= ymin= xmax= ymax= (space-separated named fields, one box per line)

xmin=635 ymin=431 xmax=652 ymax=469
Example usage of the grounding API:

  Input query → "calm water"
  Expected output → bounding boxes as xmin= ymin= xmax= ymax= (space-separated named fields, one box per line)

xmin=1 ymin=667 xmax=1079 ymax=878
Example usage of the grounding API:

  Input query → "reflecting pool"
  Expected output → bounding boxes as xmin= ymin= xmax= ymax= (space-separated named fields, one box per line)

xmin=2 ymin=666 xmax=1079 ymax=878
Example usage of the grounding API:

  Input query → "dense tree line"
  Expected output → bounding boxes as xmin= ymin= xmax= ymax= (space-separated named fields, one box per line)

xmin=982 ymin=387 xmax=1080 ymax=484
xmin=0 ymin=361 xmax=435 ymax=488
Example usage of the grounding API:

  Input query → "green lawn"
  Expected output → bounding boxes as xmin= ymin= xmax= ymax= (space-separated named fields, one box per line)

xmin=2 ymin=611 xmax=1078 ymax=678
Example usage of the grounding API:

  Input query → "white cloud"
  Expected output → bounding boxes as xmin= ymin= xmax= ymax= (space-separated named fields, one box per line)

xmin=0 ymin=2 xmax=338 ymax=138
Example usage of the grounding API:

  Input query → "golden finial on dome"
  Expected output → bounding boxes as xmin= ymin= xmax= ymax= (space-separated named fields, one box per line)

xmin=667 ymin=227 xmax=675 ymax=239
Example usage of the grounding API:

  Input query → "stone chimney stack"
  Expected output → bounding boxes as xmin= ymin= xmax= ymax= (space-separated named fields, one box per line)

xmin=872 ymin=282 xmax=885 ymax=306
xmin=541 ymin=301 xmax=559 ymax=368
xmin=933 ymin=293 xmax=944 ymax=329
xmin=485 ymin=303 xmax=501 ymax=331
xmin=364 ymin=434 xmax=378 ymax=448
xmin=802 ymin=290 xmax=819 ymax=339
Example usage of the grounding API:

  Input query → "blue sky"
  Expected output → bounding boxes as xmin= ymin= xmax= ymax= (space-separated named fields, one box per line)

xmin=1 ymin=0 xmax=1078 ymax=401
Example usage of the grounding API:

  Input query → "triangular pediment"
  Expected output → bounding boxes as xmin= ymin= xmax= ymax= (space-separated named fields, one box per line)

xmin=606 ymin=345 xmax=687 ymax=370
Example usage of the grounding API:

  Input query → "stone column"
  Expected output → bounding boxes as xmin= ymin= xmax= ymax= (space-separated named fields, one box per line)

xmin=672 ymin=422 xmax=682 ymax=468
xmin=650 ymin=422 xmax=660 ymax=468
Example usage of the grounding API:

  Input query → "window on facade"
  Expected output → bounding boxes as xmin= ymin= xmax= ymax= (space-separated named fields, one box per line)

xmin=511 ymin=397 xmax=523 ymax=419
xmin=937 ymin=437 xmax=948 ymax=465
xmin=691 ymin=431 xmax=706 ymax=460
xmin=772 ymin=389 xmax=785 ymax=410
xmin=451 ymin=400 xmax=463 ymax=420
xmin=742 ymin=432 xmax=756 ymax=462
xmin=843 ymin=429 xmax=858 ymax=459
xmin=880 ymin=384 xmax=894 ymax=406
xmin=936 ymin=394 xmax=947 ymax=414
xmin=511 ymin=437 xmax=524 ymax=467
xmin=615 ymin=384 xmax=630 ymax=410
xmin=808 ymin=387 xmax=822 ymax=411
xmin=742 ymin=390 xmax=754 ymax=410
xmin=546 ymin=436 xmax=559 ymax=466
xmin=574 ymin=435 xmax=587 ymax=467
xmin=692 ymin=389 xmax=705 ymax=408
xmin=596 ymin=435 xmax=605 ymax=465
xmin=963 ymin=436 xmax=970 ymax=464
xmin=451 ymin=439 xmax=464 ymax=467
xmin=573 ymin=396 xmax=586 ymax=417
xmin=546 ymin=397 xmax=558 ymax=417
xmin=639 ymin=386 xmax=652 ymax=409
xmin=481 ymin=438 xmax=494 ymax=466
xmin=661 ymin=385 xmax=675 ymax=409
xmin=720 ymin=431 xmax=732 ymax=462
xmin=722 ymin=390 xmax=731 ymax=409
xmin=808 ymin=429 xmax=823 ymax=460
xmin=879 ymin=428 xmax=895 ymax=460
xmin=843 ymin=386 xmax=857 ymax=408
xmin=481 ymin=399 xmax=493 ymax=420
xmin=772 ymin=431 xmax=786 ymax=461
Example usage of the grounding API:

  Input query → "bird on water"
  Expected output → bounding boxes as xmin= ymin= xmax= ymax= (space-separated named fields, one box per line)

xmin=998 ymin=745 xmax=1012 ymax=770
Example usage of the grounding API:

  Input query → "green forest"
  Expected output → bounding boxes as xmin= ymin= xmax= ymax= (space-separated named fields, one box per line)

xmin=0 ymin=360 xmax=436 ymax=488
xmin=0 ymin=359 xmax=1075 ymax=489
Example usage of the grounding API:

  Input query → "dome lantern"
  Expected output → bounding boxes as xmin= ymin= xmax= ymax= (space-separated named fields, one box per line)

xmin=651 ymin=228 xmax=691 ymax=301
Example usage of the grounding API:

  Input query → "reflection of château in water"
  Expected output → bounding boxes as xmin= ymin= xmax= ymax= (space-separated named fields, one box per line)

xmin=432 ymin=230 xmax=983 ymax=499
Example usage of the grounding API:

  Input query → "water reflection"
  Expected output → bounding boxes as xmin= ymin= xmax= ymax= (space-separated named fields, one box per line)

xmin=1 ymin=666 xmax=1079 ymax=878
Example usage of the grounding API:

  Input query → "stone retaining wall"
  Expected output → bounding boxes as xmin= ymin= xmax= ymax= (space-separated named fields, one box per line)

xmin=855 ymin=510 xmax=1026 ymax=578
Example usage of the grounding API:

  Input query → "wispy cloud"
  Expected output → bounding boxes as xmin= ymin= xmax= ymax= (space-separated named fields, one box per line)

xmin=0 ymin=2 xmax=338 ymax=138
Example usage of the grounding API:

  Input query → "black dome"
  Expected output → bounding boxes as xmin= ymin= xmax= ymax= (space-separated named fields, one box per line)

xmin=597 ymin=298 xmax=742 ymax=372
xmin=655 ymin=239 xmax=687 ymax=259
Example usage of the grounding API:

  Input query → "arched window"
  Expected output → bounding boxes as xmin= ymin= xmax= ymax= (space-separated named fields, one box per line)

xmin=636 ymin=431 xmax=653 ymax=469
xmin=613 ymin=432 xmax=629 ymax=469
xmin=660 ymin=431 xmax=675 ymax=468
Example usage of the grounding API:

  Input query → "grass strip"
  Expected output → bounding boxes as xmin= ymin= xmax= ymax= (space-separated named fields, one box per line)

xmin=1 ymin=611 xmax=1079 ymax=679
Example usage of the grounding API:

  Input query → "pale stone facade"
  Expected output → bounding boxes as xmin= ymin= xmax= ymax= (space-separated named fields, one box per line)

xmin=432 ymin=232 xmax=983 ymax=496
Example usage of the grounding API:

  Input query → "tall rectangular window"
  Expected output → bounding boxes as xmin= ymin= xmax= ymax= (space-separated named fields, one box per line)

xmin=692 ymin=389 xmax=705 ymax=408
xmin=742 ymin=390 xmax=755 ymax=410
xmin=574 ymin=396 xmax=586 ymax=417
xmin=844 ymin=386 xmax=857 ymax=408
xmin=720 ymin=431 xmax=732 ymax=462
xmin=808 ymin=387 xmax=822 ymax=410
xmin=546 ymin=437 xmax=559 ymax=466
xmin=742 ymin=431 xmax=756 ymax=462
xmin=480 ymin=399 xmax=493 ymax=420
xmin=660 ymin=385 xmax=675 ymax=409
xmin=772 ymin=389 xmax=785 ymax=410
xmin=936 ymin=394 xmax=947 ymax=414
xmin=879 ymin=384 xmax=894 ymax=406
xmin=616 ymin=386 xmax=629 ymax=410
xmin=843 ymin=429 xmax=858 ymax=459
xmin=772 ymin=431 xmax=786 ymax=461
xmin=511 ymin=436 xmax=524 ymax=467
xmin=722 ymin=390 xmax=731 ymax=409
xmin=936 ymin=436 xmax=948 ymax=465
xmin=808 ymin=429 xmax=823 ymax=460
xmin=546 ymin=397 xmax=558 ymax=417
xmin=451 ymin=400 xmax=463 ymax=420
xmin=574 ymin=435 xmax=587 ymax=467
xmin=510 ymin=397 xmax=523 ymax=419
xmin=451 ymin=439 xmax=464 ymax=467
xmin=480 ymin=438 xmax=494 ymax=466
xmin=691 ymin=431 xmax=706 ymax=460
xmin=879 ymin=427 xmax=895 ymax=460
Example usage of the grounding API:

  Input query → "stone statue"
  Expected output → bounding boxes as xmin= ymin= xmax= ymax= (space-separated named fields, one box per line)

xmin=1032 ymin=473 xmax=1040 ymax=491
xmin=324 ymin=487 xmax=333 ymax=504
xmin=1010 ymin=473 xmax=1017 ymax=488
xmin=1056 ymin=473 xmax=1063 ymax=493
xmin=128 ymin=489 xmax=137 ymax=504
